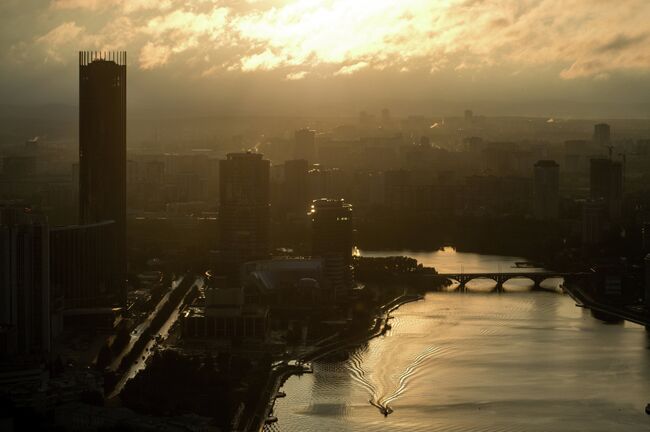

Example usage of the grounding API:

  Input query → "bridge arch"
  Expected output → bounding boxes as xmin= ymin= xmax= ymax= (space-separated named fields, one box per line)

xmin=499 ymin=275 xmax=537 ymax=291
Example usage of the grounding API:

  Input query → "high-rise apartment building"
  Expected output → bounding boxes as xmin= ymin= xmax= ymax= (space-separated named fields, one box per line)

xmin=78 ymin=51 xmax=126 ymax=306
xmin=218 ymin=152 xmax=270 ymax=281
xmin=309 ymin=199 xmax=354 ymax=299
xmin=0 ymin=207 xmax=50 ymax=358
xmin=50 ymin=221 xmax=118 ymax=310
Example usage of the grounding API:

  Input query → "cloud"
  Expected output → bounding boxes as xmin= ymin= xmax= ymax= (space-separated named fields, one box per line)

xmin=285 ymin=71 xmax=307 ymax=80
xmin=334 ymin=62 xmax=369 ymax=76
xmin=51 ymin=0 xmax=171 ymax=13
xmin=139 ymin=42 xmax=172 ymax=69
xmin=596 ymin=33 xmax=648 ymax=53
xmin=36 ymin=21 xmax=84 ymax=62
xmin=19 ymin=0 xmax=650 ymax=80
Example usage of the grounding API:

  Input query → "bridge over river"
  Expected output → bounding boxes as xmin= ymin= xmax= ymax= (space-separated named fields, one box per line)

xmin=436 ymin=271 xmax=570 ymax=292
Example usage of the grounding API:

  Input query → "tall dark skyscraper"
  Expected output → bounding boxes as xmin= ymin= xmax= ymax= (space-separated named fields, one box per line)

xmin=218 ymin=152 xmax=270 ymax=281
xmin=590 ymin=158 xmax=622 ymax=220
xmin=78 ymin=51 xmax=126 ymax=306
xmin=309 ymin=199 xmax=354 ymax=300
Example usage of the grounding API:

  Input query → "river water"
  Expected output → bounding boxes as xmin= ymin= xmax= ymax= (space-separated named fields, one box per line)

xmin=268 ymin=248 xmax=650 ymax=431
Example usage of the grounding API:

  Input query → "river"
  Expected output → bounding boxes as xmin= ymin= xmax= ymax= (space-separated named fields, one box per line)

xmin=267 ymin=248 xmax=650 ymax=431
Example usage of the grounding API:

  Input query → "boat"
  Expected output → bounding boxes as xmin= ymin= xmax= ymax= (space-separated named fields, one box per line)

xmin=265 ymin=416 xmax=278 ymax=424
xmin=276 ymin=391 xmax=286 ymax=398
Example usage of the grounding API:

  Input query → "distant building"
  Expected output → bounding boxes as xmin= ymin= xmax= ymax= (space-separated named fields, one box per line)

xmin=283 ymin=159 xmax=310 ymax=217
xmin=309 ymin=199 xmax=354 ymax=300
xmin=533 ymin=160 xmax=559 ymax=220
xmin=593 ymin=123 xmax=611 ymax=147
xmin=464 ymin=109 xmax=473 ymax=122
xmin=218 ymin=152 xmax=270 ymax=281
xmin=589 ymin=158 xmax=622 ymax=220
xmin=78 ymin=51 xmax=127 ymax=306
xmin=293 ymin=129 xmax=316 ymax=162
xmin=0 ymin=206 xmax=50 ymax=359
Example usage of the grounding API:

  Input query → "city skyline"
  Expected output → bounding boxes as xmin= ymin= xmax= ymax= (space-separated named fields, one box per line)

xmin=3 ymin=3 xmax=650 ymax=431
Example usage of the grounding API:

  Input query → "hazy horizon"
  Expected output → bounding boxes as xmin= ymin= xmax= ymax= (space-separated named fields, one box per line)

xmin=2 ymin=0 xmax=650 ymax=119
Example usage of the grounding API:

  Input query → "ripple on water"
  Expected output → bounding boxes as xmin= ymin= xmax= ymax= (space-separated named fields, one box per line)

xmin=270 ymin=290 xmax=650 ymax=432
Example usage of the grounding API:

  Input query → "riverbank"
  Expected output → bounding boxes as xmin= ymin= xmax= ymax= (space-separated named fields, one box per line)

xmin=269 ymin=289 xmax=650 ymax=432
xmin=245 ymin=292 xmax=424 ymax=432
xmin=564 ymin=281 xmax=649 ymax=327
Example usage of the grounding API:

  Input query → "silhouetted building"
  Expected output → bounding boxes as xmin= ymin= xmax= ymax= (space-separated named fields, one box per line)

xmin=282 ymin=159 xmax=309 ymax=217
xmin=533 ymin=160 xmax=559 ymax=220
xmin=464 ymin=109 xmax=473 ymax=122
xmin=309 ymin=199 xmax=353 ymax=299
xmin=218 ymin=152 xmax=270 ymax=281
xmin=582 ymin=199 xmax=607 ymax=245
xmin=589 ymin=158 xmax=622 ymax=220
xmin=78 ymin=51 xmax=126 ymax=306
xmin=50 ymin=221 xmax=121 ymax=313
xmin=593 ymin=123 xmax=611 ymax=147
xmin=294 ymin=129 xmax=316 ymax=162
xmin=0 ymin=207 xmax=50 ymax=359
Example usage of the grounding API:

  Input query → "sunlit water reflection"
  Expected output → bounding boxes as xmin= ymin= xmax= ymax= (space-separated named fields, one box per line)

xmin=268 ymin=249 xmax=650 ymax=431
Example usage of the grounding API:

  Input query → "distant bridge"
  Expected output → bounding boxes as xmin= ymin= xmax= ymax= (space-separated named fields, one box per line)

xmin=437 ymin=271 xmax=569 ymax=293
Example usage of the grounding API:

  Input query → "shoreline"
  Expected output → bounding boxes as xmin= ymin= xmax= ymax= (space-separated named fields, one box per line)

xmin=244 ymin=291 xmax=424 ymax=432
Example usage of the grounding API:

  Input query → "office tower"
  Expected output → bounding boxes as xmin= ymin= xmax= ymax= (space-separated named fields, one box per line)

xmin=593 ymin=123 xmax=611 ymax=147
xmin=533 ymin=160 xmax=560 ymax=220
xmin=309 ymin=199 xmax=354 ymax=299
xmin=464 ymin=109 xmax=473 ymax=122
xmin=294 ymin=128 xmax=316 ymax=162
xmin=590 ymin=158 xmax=622 ymax=220
xmin=78 ymin=51 xmax=126 ymax=306
xmin=0 ymin=207 xmax=50 ymax=358
xmin=218 ymin=152 xmax=270 ymax=281
xmin=283 ymin=159 xmax=309 ymax=217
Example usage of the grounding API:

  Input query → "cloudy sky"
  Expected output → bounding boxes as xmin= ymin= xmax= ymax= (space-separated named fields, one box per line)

xmin=2 ymin=0 xmax=650 ymax=117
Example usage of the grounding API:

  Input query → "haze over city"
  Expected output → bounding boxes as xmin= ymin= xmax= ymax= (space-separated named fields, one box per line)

xmin=2 ymin=1 xmax=650 ymax=432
